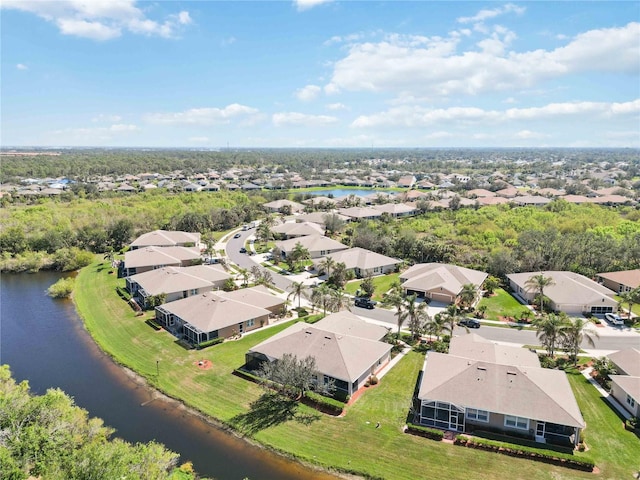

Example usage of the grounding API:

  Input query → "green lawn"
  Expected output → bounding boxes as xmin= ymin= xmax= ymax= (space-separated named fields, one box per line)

xmin=567 ymin=371 xmax=640 ymax=479
xmin=74 ymin=261 xmax=625 ymax=480
xmin=344 ymin=273 xmax=399 ymax=301
xmin=614 ymin=295 xmax=640 ymax=316
xmin=478 ymin=288 xmax=531 ymax=320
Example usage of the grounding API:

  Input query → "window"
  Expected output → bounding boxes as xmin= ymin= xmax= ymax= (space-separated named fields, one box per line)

xmin=591 ymin=306 xmax=613 ymax=314
xmin=247 ymin=318 xmax=255 ymax=327
xmin=504 ymin=415 xmax=529 ymax=430
xmin=466 ymin=408 xmax=489 ymax=422
xmin=627 ymin=395 xmax=636 ymax=409
xmin=189 ymin=289 xmax=197 ymax=296
xmin=320 ymin=250 xmax=327 ymax=256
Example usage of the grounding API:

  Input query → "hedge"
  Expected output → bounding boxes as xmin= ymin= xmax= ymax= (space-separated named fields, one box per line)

xmin=145 ymin=318 xmax=162 ymax=331
xmin=304 ymin=391 xmax=345 ymax=415
xmin=197 ymin=337 xmax=224 ymax=349
xmin=454 ymin=435 xmax=594 ymax=472
xmin=473 ymin=429 xmax=574 ymax=454
xmin=115 ymin=286 xmax=131 ymax=301
xmin=405 ymin=424 xmax=444 ymax=441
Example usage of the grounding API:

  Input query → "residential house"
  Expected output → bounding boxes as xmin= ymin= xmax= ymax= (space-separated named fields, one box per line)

xmin=416 ymin=335 xmax=585 ymax=446
xmin=371 ymin=203 xmax=418 ymax=217
xmin=513 ymin=195 xmax=552 ymax=206
xmin=275 ymin=234 xmax=349 ymax=259
xmin=506 ymin=271 xmax=617 ymax=315
xmin=295 ymin=211 xmax=350 ymax=226
xmin=400 ymin=263 xmax=488 ymax=304
xmin=155 ymin=287 xmax=281 ymax=345
xmin=219 ymin=285 xmax=286 ymax=316
xmin=313 ymin=247 xmax=401 ymax=278
xmin=271 ymin=221 xmax=325 ymax=239
xmin=121 ymin=246 xmax=201 ymax=277
xmin=397 ymin=175 xmax=417 ymax=188
xmin=263 ymin=199 xmax=305 ymax=213
xmin=125 ymin=265 xmax=230 ymax=308
xmin=338 ymin=206 xmax=383 ymax=221
xmin=596 ymin=269 xmax=640 ymax=294
xmin=245 ymin=311 xmax=392 ymax=396
xmin=607 ymin=348 xmax=640 ymax=417
xmin=130 ymin=230 xmax=202 ymax=250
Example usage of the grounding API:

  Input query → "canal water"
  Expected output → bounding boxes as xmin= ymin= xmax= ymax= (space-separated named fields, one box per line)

xmin=0 ymin=272 xmax=339 ymax=480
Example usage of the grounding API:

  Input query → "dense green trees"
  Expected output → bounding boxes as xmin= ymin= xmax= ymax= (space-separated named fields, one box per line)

xmin=0 ymin=365 xmax=186 ymax=480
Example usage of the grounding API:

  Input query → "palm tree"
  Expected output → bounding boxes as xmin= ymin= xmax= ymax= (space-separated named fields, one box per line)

xmin=458 ymin=283 xmax=477 ymax=309
xmin=318 ymin=256 xmax=336 ymax=278
xmin=289 ymin=242 xmax=311 ymax=272
xmin=425 ymin=313 xmax=450 ymax=342
xmin=618 ymin=287 xmax=640 ymax=320
xmin=237 ymin=268 xmax=250 ymax=288
xmin=563 ymin=317 xmax=599 ymax=366
xmin=533 ymin=313 xmax=569 ymax=358
xmin=311 ymin=283 xmax=334 ymax=316
xmin=383 ymin=282 xmax=406 ymax=338
xmin=329 ymin=288 xmax=351 ymax=313
xmin=443 ymin=304 xmax=460 ymax=334
xmin=404 ymin=294 xmax=430 ymax=340
xmin=525 ymin=273 xmax=555 ymax=313
xmin=287 ymin=281 xmax=306 ymax=309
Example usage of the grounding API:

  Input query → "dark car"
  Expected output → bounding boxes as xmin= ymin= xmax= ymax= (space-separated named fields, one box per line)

xmin=458 ymin=318 xmax=481 ymax=329
xmin=354 ymin=297 xmax=376 ymax=309
xmin=239 ymin=247 xmax=247 ymax=253
xmin=233 ymin=233 xmax=242 ymax=239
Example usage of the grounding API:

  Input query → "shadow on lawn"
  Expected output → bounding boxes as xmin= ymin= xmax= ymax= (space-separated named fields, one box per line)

xmin=231 ymin=392 xmax=320 ymax=435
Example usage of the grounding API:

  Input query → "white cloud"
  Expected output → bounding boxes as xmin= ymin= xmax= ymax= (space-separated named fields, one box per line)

xmin=326 ymin=102 xmax=348 ymax=111
xmin=272 ymin=112 xmax=338 ymax=127
xmin=188 ymin=136 xmax=210 ymax=143
xmin=221 ymin=36 xmax=236 ymax=46
xmin=92 ymin=114 xmax=123 ymax=123
xmin=16 ymin=63 xmax=28 ymax=70
xmin=51 ymin=123 xmax=139 ymax=141
xmin=514 ymin=130 xmax=548 ymax=139
xmin=145 ymin=104 xmax=262 ymax=125
xmin=295 ymin=84 xmax=322 ymax=102
xmin=1 ymin=1 xmax=193 ymax=40
xmin=325 ymin=22 xmax=640 ymax=97
xmin=294 ymin=0 xmax=333 ymax=12
xmin=351 ymin=99 xmax=640 ymax=128
xmin=457 ymin=4 xmax=526 ymax=25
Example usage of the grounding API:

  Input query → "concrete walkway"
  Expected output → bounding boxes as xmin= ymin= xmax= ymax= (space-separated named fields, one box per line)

xmin=581 ymin=366 xmax=632 ymax=420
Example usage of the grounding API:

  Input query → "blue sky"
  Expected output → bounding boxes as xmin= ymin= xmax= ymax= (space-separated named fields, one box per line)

xmin=2 ymin=1 xmax=639 ymax=148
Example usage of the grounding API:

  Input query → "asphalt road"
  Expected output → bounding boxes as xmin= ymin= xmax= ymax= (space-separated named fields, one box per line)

xmin=227 ymin=230 xmax=639 ymax=352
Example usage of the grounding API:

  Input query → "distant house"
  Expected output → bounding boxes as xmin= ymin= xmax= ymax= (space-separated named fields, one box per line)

xmin=416 ymin=335 xmax=585 ymax=446
xmin=513 ymin=195 xmax=551 ymax=206
xmin=338 ymin=206 xmax=383 ymax=221
xmin=245 ymin=311 xmax=392 ymax=396
xmin=313 ymin=247 xmax=401 ymax=278
xmin=121 ymin=246 xmax=201 ymax=277
xmin=596 ymin=269 xmax=640 ymax=294
xmin=371 ymin=203 xmax=418 ymax=217
xmin=506 ymin=271 xmax=617 ymax=315
xmin=155 ymin=287 xmax=284 ymax=345
xmin=263 ymin=199 xmax=305 ymax=213
xmin=271 ymin=221 xmax=325 ymax=239
xmin=125 ymin=265 xmax=230 ymax=308
xmin=295 ymin=211 xmax=350 ymax=226
xmin=400 ymin=263 xmax=488 ymax=304
xmin=607 ymin=349 xmax=640 ymax=417
xmin=275 ymin=234 xmax=348 ymax=259
xmin=397 ymin=175 xmax=417 ymax=188
xmin=130 ymin=230 xmax=201 ymax=250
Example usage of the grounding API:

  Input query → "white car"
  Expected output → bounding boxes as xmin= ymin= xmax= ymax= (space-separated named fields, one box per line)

xmin=604 ymin=313 xmax=624 ymax=325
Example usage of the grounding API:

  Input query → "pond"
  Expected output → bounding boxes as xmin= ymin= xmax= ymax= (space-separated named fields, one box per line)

xmin=0 ymin=271 xmax=338 ymax=480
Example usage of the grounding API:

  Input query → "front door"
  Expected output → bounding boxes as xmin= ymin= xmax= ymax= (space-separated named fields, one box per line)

xmin=535 ymin=422 xmax=546 ymax=443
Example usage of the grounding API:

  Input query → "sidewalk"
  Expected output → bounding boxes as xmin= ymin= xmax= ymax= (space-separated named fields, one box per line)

xmin=581 ymin=367 xmax=632 ymax=420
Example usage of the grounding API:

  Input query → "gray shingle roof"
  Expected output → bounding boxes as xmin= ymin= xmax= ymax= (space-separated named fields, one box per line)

xmin=124 ymin=246 xmax=201 ymax=269
xmin=400 ymin=263 xmax=487 ymax=296
xmin=607 ymin=348 xmax=640 ymax=377
xmin=128 ymin=265 xmax=229 ymax=295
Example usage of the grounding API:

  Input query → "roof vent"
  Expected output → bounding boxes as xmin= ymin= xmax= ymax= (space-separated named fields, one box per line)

xmin=507 ymin=371 xmax=517 ymax=375
xmin=477 ymin=366 xmax=486 ymax=371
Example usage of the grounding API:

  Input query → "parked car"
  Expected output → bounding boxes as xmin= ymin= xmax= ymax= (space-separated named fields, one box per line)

xmin=458 ymin=318 xmax=481 ymax=329
xmin=604 ymin=313 xmax=624 ymax=325
xmin=233 ymin=233 xmax=242 ymax=239
xmin=239 ymin=247 xmax=247 ymax=253
xmin=354 ymin=297 xmax=376 ymax=309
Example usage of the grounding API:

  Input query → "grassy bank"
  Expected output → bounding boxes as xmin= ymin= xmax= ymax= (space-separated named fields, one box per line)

xmin=74 ymin=261 xmax=628 ymax=480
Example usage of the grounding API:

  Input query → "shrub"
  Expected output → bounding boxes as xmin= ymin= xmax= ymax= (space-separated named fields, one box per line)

xmin=304 ymin=391 xmax=344 ymax=415
xmin=47 ymin=277 xmax=75 ymax=298
xmin=369 ymin=375 xmax=379 ymax=385
xmin=406 ymin=424 xmax=444 ymax=441
xmin=116 ymin=286 xmax=132 ymax=301
xmin=296 ymin=308 xmax=309 ymax=317
xmin=454 ymin=435 xmax=594 ymax=472
xmin=145 ymin=318 xmax=162 ymax=331
xmin=197 ymin=337 xmax=224 ymax=349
